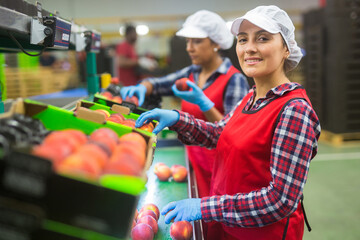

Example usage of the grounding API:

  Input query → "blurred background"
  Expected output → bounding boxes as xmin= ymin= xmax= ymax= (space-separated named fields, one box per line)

xmin=0 ymin=1 xmax=360 ymax=239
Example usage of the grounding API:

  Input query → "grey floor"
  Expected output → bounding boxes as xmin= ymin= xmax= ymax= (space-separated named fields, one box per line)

xmin=303 ymin=142 xmax=360 ymax=240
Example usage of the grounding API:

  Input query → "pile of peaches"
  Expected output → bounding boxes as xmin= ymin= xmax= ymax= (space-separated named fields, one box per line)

xmin=100 ymin=91 xmax=139 ymax=106
xmin=131 ymin=203 xmax=193 ymax=240
xmin=92 ymin=109 xmax=154 ymax=133
xmin=32 ymin=128 xmax=148 ymax=180
xmin=153 ymin=162 xmax=187 ymax=182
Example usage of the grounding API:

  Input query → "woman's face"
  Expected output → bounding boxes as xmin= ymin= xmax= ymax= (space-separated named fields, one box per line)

xmin=235 ymin=20 xmax=289 ymax=78
xmin=186 ymin=38 xmax=219 ymax=65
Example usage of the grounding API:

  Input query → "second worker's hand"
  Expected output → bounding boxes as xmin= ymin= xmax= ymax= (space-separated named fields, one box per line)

xmin=172 ymin=81 xmax=214 ymax=112
xmin=120 ymin=84 xmax=147 ymax=106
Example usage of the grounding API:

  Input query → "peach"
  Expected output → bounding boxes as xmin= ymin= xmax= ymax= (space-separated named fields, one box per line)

xmin=94 ymin=109 xmax=110 ymax=118
xmin=119 ymin=132 xmax=147 ymax=151
xmin=101 ymin=91 xmax=113 ymax=100
xmin=112 ymin=96 xmax=122 ymax=103
xmin=43 ymin=131 xmax=83 ymax=152
xmin=140 ymin=203 xmax=160 ymax=221
xmin=56 ymin=152 xmax=102 ymax=180
xmin=125 ymin=96 xmax=139 ymax=106
xmin=112 ymin=144 xmax=146 ymax=168
xmin=90 ymin=128 xmax=119 ymax=151
xmin=32 ymin=143 xmax=73 ymax=166
xmin=138 ymin=122 xmax=154 ymax=133
xmin=137 ymin=209 xmax=157 ymax=223
xmin=131 ymin=223 xmax=154 ymax=240
xmin=62 ymin=129 xmax=88 ymax=145
xmin=107 ymin=114 xmax=124 ymax=124
xmin=175 ymin=78 xmax=190 ymax=91
xmin=121 ymin=119 xmax=136 ymax=128
xmin=171 ymin=165 xmax=187 ymax=182
xmin=170 ymin=221 xmax=193 ymax=240
xmin=154 ymin=163 xmax=171 ymax=181
xmin=137 ymin=215 xmax=158 ymax=234
xmin=102 ymin=157 xmax=142 ymax=177
xmin=76 ymin=143 xmax=110 ymax=168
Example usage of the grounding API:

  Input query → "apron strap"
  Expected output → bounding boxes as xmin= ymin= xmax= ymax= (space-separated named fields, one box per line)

xmin=281 ymin=216 xmax=290 ymax=240
xmin=301 ymin=194 xmax=312 ymax=232
xmin=282 ymin=194 xmax=311 ymax=240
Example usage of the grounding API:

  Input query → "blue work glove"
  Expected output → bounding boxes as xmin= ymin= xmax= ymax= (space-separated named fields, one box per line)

xmin=120 ymin=84 xmax=147 ymax=107
xmin=161 ymin=198 xmax=202 ymax=224
xmin=172 ymin=81 xmax=214 ymax=112
xmin=135 ymin=108 xmax=179 ymax=135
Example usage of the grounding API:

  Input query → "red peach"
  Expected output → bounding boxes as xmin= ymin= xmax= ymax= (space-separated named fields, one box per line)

xmin=102 ymin=157 xmax=142 ymax=177
xmin=43 ymin=131 xmax=83 ymax=152
xmin=107 ymin=115 xmax=124 ymax=124
xmin=32 ymin=143 xmax=72 ymax=166
xmin=90 ymin=128 xmax=119 ymax=151
xmin=170 ymin=221 xmax=193 ymax=240
xmin=140 ymin=203 xmax=160 ymax=221
xmin=56 ymin=152 xmax=102 ymax=180
xmin=94 ymin=109 xmax=110 ymax=118
xmin=137 ymin=209 xmax=157 ymax=222
xmin=76 ymin=143 xmax=110 ymax=168
xmin=131 ymin=223 xmax=154 ymax=240
xmin=121 ymin=119 xmax=136 ymax=128
xmin=112 ymin=96 xmax=122 ymax=103
xmin=175 ymin=78 xmax=190 ymax=91
xmin=112 ymin=144 xmax=146 ymax=168
xmin=154 ymin=163 xmax=171 ymax=181
xmin=137 ymin=215 xmax=158 ymax=234
xmin=101 ymin=91 xmax=113 ymax=100
xmin=125 ymin=96 xmax=139 ymax=106
xmin=119 ymin=132 xmax=147 ymax=151
xmin=171 ymin=165 xmax=187 ymax=182
xmin=138 ymin=122 xmax=154 ymax=133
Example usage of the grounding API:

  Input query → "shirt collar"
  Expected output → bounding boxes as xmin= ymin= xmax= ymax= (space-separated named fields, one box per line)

xmin=251 ymin=82 xmax=301 ymax=98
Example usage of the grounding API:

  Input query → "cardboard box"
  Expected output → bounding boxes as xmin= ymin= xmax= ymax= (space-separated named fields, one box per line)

xmin=0 ymin=98 xmax=157 ymax=239
xmin=93 ymin=94 xmax=148 ymax=115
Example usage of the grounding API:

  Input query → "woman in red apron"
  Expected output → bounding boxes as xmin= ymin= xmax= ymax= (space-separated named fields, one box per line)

xmin=121 ymin=10 xmax=249 ymax=199
xmin=136 ymin=5 xmax=321 ymax=240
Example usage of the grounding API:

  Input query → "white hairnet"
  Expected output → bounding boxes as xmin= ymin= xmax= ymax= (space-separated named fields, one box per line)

xmin=176 ymin=10 xmax=234 ymax=50
xmin=231 ymin=5 xmax=303 ymax=72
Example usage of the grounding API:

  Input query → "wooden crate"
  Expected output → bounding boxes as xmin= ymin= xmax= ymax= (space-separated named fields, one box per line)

xmin=5 ymin=67 xmax=79 ymax=99
xmin=319 ymin=130 xmax=360 ymax=146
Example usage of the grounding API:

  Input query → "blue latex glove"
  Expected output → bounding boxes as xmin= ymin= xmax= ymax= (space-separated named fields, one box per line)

xmin=161 ymin=199 xmax=202 ymax=224
xmin=135 ymin=108 xmax=179 ymax=135
xmin=172 ymin=81 xmax=214 ymax=112
xmin=120 ymin=84 xmax=147 ymax=107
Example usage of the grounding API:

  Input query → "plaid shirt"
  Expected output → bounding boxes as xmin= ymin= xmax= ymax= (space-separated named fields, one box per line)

xmin=170 ymin=82 xmax=321 ymax=227
xmin=144 ymin=58 xmax=249 ymax=115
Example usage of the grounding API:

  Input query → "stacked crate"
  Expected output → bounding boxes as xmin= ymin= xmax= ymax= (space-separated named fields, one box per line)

xmin=303 ymin=0 xmax=360 ymax=133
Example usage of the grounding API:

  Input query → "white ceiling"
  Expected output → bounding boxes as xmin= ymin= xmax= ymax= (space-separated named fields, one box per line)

xmin=26 ymin=0 xmax=320 ymax=33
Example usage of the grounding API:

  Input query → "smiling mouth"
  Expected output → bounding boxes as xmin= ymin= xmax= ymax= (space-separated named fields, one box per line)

xmin=245 ymin=59 xmax=262 ymax=63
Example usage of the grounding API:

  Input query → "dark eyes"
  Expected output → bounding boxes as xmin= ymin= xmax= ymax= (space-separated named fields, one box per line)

xmin=237 ymin=35 xmax=269 ymax=44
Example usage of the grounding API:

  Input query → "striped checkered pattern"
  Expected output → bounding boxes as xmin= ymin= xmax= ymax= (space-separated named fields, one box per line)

xmin=170 ymin=82 xmax=321 ymax=227
xmin=144 ymin=58 xmax=249 ymax=115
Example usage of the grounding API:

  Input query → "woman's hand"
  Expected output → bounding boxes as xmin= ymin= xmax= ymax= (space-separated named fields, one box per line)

xmin=172 ymin=80 xmax=214 ymax=112
xmin=135 ymin=108 xmax=180 ymax=134
xmin=161 ymin=198 xmax=202 ymax=224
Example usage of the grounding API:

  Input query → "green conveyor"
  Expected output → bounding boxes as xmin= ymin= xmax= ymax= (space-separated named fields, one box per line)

xmin=137 ymin=146 xmax=190 ymax=240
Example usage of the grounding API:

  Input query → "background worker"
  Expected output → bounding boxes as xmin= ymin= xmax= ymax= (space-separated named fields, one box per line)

xmin=135 ymin=5 xmax=321 ymax=240
xmin=121 ymin=10 xmax=249 ymax=199
xmin=116 ymin=25 xmax=139 ymax=86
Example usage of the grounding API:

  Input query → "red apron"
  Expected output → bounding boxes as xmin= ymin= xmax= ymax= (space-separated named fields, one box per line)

xmin=181 ymin=66 xmax=239 ymax=198
xmin=207 ymin=87 xmax=311 ymax=240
